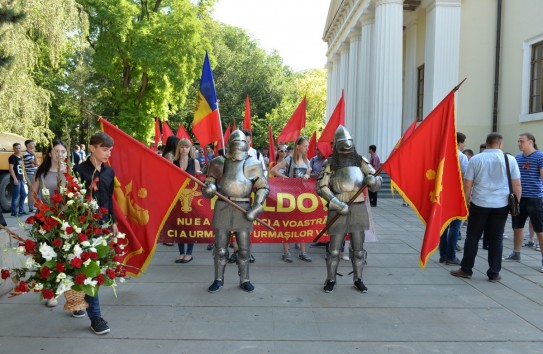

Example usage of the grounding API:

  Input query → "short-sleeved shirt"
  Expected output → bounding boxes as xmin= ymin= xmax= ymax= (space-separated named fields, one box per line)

xmin=23 ymin=152 xmax=37 ymax=176
xmin=464 ymin=149 xmax=520 ymax=208
xmin=458 ymin=149 xmax=469 ymax=176
xmin=515 ymin=150 xmax=543 ymax=198
xmin=310 ymin=155 xmax=326 ymax=176
xmin=8 ymin=154 xmax=24 ymax=181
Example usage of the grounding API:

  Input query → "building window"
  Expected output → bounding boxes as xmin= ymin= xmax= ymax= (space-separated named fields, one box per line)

xmin=416 ymin=65 xmax=424 ymax=121
xmin=530 ymin=41 xmax=543 ymax=113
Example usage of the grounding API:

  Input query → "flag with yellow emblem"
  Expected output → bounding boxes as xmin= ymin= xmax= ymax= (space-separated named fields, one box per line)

xmin=100 ymin=118 xmax=192 ymax=276
xmin=381 ymin=89 xmax=467 ymax=268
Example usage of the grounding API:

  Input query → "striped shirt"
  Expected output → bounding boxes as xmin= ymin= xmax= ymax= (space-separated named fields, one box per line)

xmin=515 ymin=150 xmax=543 ymax=198
xmin=23 ymin=151 xmax=37 ymax=176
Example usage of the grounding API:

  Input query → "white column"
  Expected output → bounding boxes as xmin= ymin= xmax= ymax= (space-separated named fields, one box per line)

xmin=403 ymin=16 xmax=418 ymax=131
xmin=359 ymin=14 xmax=375 ymax=155
xmin=373 ymin=0 xmax=403 ymax=160
xmin=338 ymin=44 xmax=350 ymax=107
xmin=346 ymin=28 xmax=361 ymax=137
xmin=332 ymin=54 xmax=341 ymax=109
xmin=423 ymin=0 xmax=461 ymax=116
xmin=326 ymin=61 xmax=333 ymax=119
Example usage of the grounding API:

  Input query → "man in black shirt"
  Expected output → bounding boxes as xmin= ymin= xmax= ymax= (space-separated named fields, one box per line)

xmin=8 ymin=143 xmax=28 ymax=216
xmin=73 ymin=132 xmax=117 ymax=335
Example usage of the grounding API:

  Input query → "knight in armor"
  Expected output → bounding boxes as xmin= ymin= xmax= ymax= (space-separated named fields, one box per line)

xmin=316 ymin=125 xmax=382 ymax=293
xmin=202 ymin=130 xmax=269 ymax=293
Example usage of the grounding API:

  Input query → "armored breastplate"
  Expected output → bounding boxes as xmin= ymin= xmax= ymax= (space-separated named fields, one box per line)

xmin=218 ymin=160 xmax=253 ymax=198
xmin=330 ymin=166 xmax=364 ymax=194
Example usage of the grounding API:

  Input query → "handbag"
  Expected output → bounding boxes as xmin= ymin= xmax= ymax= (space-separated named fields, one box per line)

xmin=504 ymin=153 xmax=520 ymax=216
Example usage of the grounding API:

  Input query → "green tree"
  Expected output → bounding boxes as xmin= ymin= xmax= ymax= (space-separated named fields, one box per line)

xmin=0 ymin=0 xmax=87 ymax=143
xmin=77 ymin=0 xmax=211 ymax=141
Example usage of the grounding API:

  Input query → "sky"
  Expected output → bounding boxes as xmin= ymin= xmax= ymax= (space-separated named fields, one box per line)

xmin=212 ymin=0 xmax=330 ymax=72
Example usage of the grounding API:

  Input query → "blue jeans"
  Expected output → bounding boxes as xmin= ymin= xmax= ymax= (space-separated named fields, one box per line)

xmin=460 ymin=203 xmax=508 ymax=279
xmin=178 ymin=243 xmax=194 ymax=255
xmin=439 ymin=219 xmax=462 ymax=261
xmin=85 ymin=294 xmax=101 ymax=321
xmin=11 ymin=180 xmax=27 ymax=215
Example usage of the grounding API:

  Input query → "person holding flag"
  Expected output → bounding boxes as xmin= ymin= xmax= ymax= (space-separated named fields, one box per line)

xmin=202 ymin=130 xmax=269 ymax=293
xmin=316 ymin=125 xmax=382 ymax=293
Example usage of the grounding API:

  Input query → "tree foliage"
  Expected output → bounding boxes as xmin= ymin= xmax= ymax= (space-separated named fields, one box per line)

xmin=0 ymin=0 xmax=87 ymax=143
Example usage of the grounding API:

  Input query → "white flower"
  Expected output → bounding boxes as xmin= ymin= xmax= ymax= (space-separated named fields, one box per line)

xmin=59 ymin=186 xmax=66 ymax=194
xmin=66 ymin=200 xmax=74 ymax=206
xmin=89 ymin=199 xmax=98 ymax=211
xmin=33 ymin=283 xmax=43 ymax=291
xmin=75 ymin=227 xmax=82 ymax=234
xmin=16 ymin=246 xmax=25 ymax=254
xmin=62 ymin=242 xmax=72 ymax=252
xmin=60 ymin=221 xmax=70 ymax=231
xmin=84 ymin=278 xmax=97 ymax=287
xmin=56 ymin=272 xmax=67 ymax=281
xmin=56 ymin=279 xmax=74 ymax=295
xmin=116 ymin=232 xmax=126 ymax=239
xmin=72 ymin=244 xmax=83 ymax=258
xmin=39 ymin=243 xmax=57 ymax=261
xmin=81 ymin=188 xmax=87 ymax=195
xmin=24 ymin=257 xmax=37 ymax=269
xmin=39 ymin=229 xmax=47 ymax=235
xmin=80 ymin=241 xmax=90 ymax=247
xmin=41 ymin=188 xmax=50 ymax=197
xmin=89 ymin=247 xmax=97 ymax=253
xmin=67 ymin=192 xmax=74 ymax=198
xmin=83 ymin=258 xmax=91 ymax=267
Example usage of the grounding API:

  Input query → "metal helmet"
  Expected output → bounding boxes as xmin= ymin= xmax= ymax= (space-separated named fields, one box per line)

xmin=333 ymin=125 xmax=354 ymax=154
xmin=226 ymin=129 xmax=249 ymax=161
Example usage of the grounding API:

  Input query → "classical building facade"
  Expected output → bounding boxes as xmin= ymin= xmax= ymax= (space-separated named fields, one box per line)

xmin=323 ymin=0 xmax=543 ymax=159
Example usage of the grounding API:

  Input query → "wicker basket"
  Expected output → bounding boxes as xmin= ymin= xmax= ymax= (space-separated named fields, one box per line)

xmin=63 ymin=290 xmax=88 ymax=312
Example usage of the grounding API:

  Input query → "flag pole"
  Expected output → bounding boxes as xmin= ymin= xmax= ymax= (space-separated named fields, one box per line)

xmin=313 ymin=168 xmax=383 ymax=242
xmin=185 ymin=174 xmax=275 ymax=231
xmin=217 ymin=100 xmax=226 ymax=152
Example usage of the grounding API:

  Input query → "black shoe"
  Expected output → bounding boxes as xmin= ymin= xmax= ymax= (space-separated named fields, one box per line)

xmin=439 ymin=257 xmax=446 ymax=264
xmin=239 ymin=281 xmax=254 ymax=293
xmin=249 ymin=254 xmax=255 ymax=263
xmin=90 ymin=317 xmax=110 ymax=335
xmin=228 ymin=252 xmax=238 ymax=264
xmin=488 ymin=275 xmax=502 ymax=283
xmin=208 ymin=280 xmax=223 ymax=293
xmin=18 ymin=211 xmax=28 ymax=215
xmin=206 ymin=244 xmax=214 ymax=251
xmin=354 ymin=279 xmax=368 ymax=293
xmin=323 ymin=280 xmax=335 ymax=293
xmin=72 ymin=310 xmax=86 ymax=318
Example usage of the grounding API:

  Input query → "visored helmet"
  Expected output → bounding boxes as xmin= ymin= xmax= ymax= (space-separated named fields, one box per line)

xmin=226 ymin=130 xmax=249 ymax=161
xmin=333 ymin=125 xmax=354 ymax=154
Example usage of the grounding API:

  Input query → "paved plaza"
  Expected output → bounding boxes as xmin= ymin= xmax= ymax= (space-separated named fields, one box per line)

xmin=1 ymin=197 xmax=542 ymax=354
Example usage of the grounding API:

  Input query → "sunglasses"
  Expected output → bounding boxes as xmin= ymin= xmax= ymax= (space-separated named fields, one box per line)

xmin=278 ymin=150 xmax=286 ymax=153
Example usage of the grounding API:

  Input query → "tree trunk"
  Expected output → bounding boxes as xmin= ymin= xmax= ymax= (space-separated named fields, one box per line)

xmin=135 ymin=72 xmax=148 ymax=108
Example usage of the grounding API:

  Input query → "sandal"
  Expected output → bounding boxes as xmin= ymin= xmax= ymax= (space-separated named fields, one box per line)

xmin=536 ymin=244 xmax=541 ymax=252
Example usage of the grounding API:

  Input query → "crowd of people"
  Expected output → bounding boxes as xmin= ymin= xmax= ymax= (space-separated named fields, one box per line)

xmin=5 ymin=126 xmax=543 ymax=336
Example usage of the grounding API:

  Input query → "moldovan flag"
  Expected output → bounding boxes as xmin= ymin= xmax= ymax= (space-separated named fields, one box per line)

xmin=192 ymin=52 xmax=222 ymax=147
xmin=100 ymin=117 xmax=192 ymax=276
xmin=318 ymin=91 xmax=345 ymax=158
xmin=161 ymin=120 xmax=174 ymax=145
xmin=277 ymin=97 xmax=306 ymax=143
xmin=381 ymin=89 xmax=467 ymax=268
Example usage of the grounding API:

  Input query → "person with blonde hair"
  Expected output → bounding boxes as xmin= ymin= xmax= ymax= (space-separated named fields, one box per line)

xmin=173 ymin=138 xmax=202 ymax=263
xmin=271 ymin=136 xmax=312 ymax=263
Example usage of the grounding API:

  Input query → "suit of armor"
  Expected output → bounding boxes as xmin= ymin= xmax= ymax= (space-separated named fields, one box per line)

xmin=202 ymin=130 xmax=269 ymax=293
xmin=316 ymin=125 xmax=382 ymax=293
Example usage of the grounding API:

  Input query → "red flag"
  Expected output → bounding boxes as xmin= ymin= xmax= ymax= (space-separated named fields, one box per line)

xmin=318 ymin=91 xmax=345 ymax=158
xmin=232 ymin=118 xmax=237 ymax=131
xmin=381 ymin=90 xmax=467 ymax=268
xmin=277 ymin=97 xmax=306 ymax=144
xmin=176 ymin=123 xmax=192 ymax=143
xmin=153 ymin=117 xmax=160 ymax=151
xmin=218 ymin=124 xmax=231 ymax=149
xmin=307 ymin=131 xmax=317 ymax=160
xmin=268 ymin=125 xmax=276 ymax=165
xmin=161 ymin=120 xmax=174 ymax=145
xmin=192 ymin=52 xmax=222 ymax=147
xmin=243 ymin=95 xmax=252 ymax=131
xmin=100 ymin=118 xmax=192 ymax=276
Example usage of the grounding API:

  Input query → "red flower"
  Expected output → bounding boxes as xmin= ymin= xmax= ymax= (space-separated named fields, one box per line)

xmin=93 ymin=226 xmax=102 ymax=235
xmin=65 ymin=226 xmax=74 ymax=234
xmin=1 ymin=269 xmax=10 ymax=280
xmin=79 ymin=215 xmax=86 ymax=223
xmin=89 ymin=252 xmax=98 ymax=260
xmin=45 ymin=217 xmax=58 ymax=227
xmin=106 ymin=268 xmax=116 ymax=280
xmin=25 ymin=216 xmax=36 ymax=224
xmin=70 ymin=258 xmax=82 ymax=269
xmin=24 ymin=240 xmax=37 ymax=254
xmin=74 ymin=273 xmax=86 ymax=285
xmin=42 ymin=288 xmax=54 ymax=299
xmin=93 ymin=213 xmax=103 ymax=220
xmin=116 ymin=265 xmax=127 ymax=277
xmin=99 ymin=207 xmax=108 ymax=214
xmin=81 ymin=252 xmax=90 ymax=262
xmin=96 ymin=274 xmax=105 ymax=286
xmin=55 ymin=263 xmax=65 ymax=272
xmin=78 ymin=233 xmax=88 ymax=243
xmin=41 ymin=224 xmax=51 ymax=232
xmin=14 ymin=281 xmax=29 ymax=293
xmin=51 ymin=192 xmax=63 ymax=203
xmin=40 ymin=266 xmax=51 ymax=279
xmin=52 ymin=239 xmax=63 ymax=248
